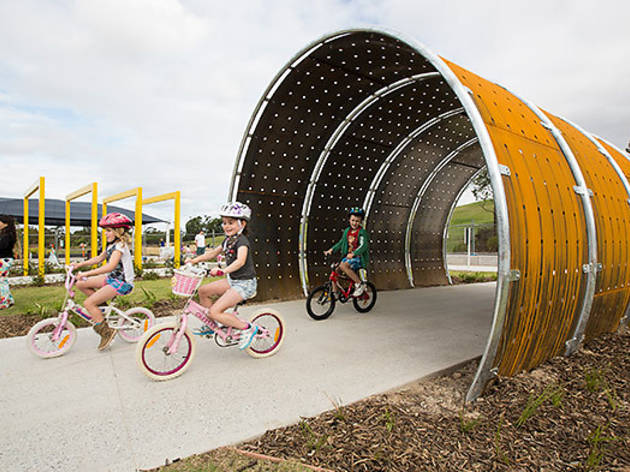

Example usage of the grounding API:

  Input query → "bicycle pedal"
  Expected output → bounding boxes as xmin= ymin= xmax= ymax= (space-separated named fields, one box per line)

xmin=193 ymin=327 xmax=215 ymax=336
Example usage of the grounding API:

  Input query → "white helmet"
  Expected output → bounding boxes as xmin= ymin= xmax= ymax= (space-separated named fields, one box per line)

xmin=219 ymin=201 xmax=251 ymax=221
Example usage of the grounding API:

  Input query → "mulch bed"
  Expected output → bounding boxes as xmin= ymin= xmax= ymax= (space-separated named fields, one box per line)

xmin=0 ymin=298 xmax=185 ymax=339
xmin=239 ymin=329 xmax=629 ymax=472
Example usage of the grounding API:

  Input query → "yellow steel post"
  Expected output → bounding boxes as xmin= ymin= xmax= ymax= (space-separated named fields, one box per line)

xmin=65 ymin=182 xmax=98 ymax=266
xmin=23 ymin=177 xmax=45 ymax=276
xmin=65 ymin=200 xmax=70 ymax=265
xmin=141 ymin=191 xmax=181 ymax=268
xmin=23 ymin=195 xmax=29 ymax=276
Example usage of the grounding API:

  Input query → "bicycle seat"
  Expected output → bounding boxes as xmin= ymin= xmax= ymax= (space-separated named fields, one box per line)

xmin=235 ymin=292 xmax=257 ymax=307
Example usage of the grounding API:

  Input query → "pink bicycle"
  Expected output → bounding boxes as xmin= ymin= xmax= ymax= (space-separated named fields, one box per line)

xmin=135 ymin=265 xmax=285 ymax=381
xmin=26 ymin=266 xmax=156 ymax=358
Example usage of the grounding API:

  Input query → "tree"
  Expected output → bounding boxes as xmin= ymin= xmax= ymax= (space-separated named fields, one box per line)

xmin=185 ymin=215 xmax=224 ymax=239
xmin=470 ymin=167 xmax=494 ymax=213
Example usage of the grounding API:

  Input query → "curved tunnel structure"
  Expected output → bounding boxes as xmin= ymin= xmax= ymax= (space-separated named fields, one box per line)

xmin=229 ymin=29 xmax=630 ymax=400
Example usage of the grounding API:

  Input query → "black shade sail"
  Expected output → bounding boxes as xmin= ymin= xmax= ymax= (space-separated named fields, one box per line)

xmin=0 ymin=198 xmax=165 ymax=226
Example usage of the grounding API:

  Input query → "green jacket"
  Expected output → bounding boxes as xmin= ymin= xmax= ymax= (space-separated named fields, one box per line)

xmin=331 ymin=227 xmax=370 ymax=268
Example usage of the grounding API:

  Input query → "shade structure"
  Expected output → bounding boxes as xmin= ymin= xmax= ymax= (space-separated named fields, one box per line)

xmin=229 ymin=28 xmax=630 ymax=400
xmin=0 ymin=198 xmax=164 ymax=226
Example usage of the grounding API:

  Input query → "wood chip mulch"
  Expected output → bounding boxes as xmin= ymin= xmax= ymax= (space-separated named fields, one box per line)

xmin=241 ymin=329 xmax=630 ymax=472
xmin=0 ymin=298 xmax=185 ymax=339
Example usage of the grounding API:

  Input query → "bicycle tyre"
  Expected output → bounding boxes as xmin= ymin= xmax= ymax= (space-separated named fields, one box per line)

xmin=246 ymin=308 xmax=285 ymax=359
xmin=117 ymin=307 xmax=156 ymax=343
xmin=26 ymin=317 xmax=77 ymax=358
xmin=135 ymin=322 xmax=196 ymax=381
xmin=352 ymin=282 xmax=377 ymax=313
xmin=306 ymin=284 xmax=336 ymax=320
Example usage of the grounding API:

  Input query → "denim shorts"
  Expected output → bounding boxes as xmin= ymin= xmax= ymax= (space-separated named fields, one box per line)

xmin=341 ymin=256 xmax=362 ymax=271
xmin=227 ymin=276 xmax=257 ymax=300
xmin=104 ymin=276 xmax=133 ymax=296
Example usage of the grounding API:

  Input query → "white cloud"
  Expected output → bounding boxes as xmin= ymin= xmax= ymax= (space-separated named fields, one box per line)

xmin=0 ymin=0 xmax=628 ymax=223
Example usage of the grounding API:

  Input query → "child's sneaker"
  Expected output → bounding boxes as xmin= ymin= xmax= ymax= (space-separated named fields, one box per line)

xmin=193 ymin=325 xmax=215 ymax=336
xmin=352 ymin=282 xmax=365 ymax=297
xmin=93 ymin=322 xmax=116 ymax=351
xmin=238 ymin=324 xmax=259 ymax=350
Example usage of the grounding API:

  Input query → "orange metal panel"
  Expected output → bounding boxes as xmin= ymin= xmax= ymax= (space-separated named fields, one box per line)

xmin=443 ymin=58 xmax=588 ymax=376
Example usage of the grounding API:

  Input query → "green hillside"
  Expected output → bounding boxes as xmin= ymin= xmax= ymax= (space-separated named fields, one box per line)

xmin=447 ymin=200 xmax=496 ymax=252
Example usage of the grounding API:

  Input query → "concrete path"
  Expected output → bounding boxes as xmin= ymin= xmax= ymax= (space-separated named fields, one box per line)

xmin=0 ymin=283 xmax=495 ymax=472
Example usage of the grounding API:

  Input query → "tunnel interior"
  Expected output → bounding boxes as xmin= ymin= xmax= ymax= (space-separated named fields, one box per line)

xmin=229 ymin=29 xmax=630 ymax=400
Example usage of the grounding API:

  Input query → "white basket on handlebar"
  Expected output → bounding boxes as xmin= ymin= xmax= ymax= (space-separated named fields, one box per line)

xmin=171 ymin=270 xmax=203 ymax=296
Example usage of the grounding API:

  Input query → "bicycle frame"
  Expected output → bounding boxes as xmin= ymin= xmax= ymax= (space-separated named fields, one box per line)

xmin=328 ymin=264 xmax=356 ymax=302
xmin=50 ymin=267 xmax=148 ymax=342
xmin=164 ymin=269 xmax=272 ymax=355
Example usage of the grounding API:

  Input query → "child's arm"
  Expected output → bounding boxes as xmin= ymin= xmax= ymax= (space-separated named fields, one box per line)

xmin=72 ymin=251 xmax=106 ymax=269
xmin=351 ymin=231 xmax=369 ymax=258
xmin=79 ymin=250 xmax=121 ymax=277
xmin=186 ymin=245 xmax=222 ymax=264
xmin=324 ymin=231 xmax=346 ymax=255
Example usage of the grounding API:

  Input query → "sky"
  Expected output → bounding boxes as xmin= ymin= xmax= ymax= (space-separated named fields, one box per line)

xmin=1 ymin=0 xmax=628 ymax=227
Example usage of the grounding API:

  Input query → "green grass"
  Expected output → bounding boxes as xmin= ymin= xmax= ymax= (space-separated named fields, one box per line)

xmin=449 ymin=200 xmax=495 ymax=226
xmin=2 ymin=276 xmax=217 ymax=317
xmin=447 ymin=200 xmax=495 ymax=252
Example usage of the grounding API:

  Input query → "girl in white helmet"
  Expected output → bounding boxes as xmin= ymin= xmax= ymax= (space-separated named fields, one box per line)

xmin=185 ymin=202 xmax=259 ymax=350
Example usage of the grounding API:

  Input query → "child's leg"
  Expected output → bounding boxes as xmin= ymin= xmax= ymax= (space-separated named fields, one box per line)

xmin=83 ymin=284 xmax=118 ymax=323
xmin=339 ymin=260 xmax=361 ymax=284
xmin=198 ymin=279 xmax=230 ymax=309
xmin=208 ymin=289 xmax=249 ymax=330
xmin=76 ymin=275 xmax=107 ymax=297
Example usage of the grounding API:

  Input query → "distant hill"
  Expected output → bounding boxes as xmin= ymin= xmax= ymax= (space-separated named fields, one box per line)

xmin=450 ymin=200 xmax=494 ymax=226
xmin=447 ymin=200 xmax=495 ymax=252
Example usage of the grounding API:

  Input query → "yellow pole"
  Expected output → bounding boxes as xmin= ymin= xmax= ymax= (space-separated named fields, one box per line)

xmin=101 ymin=202 xmax=107 ymax=260
xmin=65 ymin=200 xmax=70 ymax=266
xmin=174 ymin=191 xmax=181 ymax=268
xmin=23 ymin=198 xmax=29 ymax=276
xmin=91 ymin=183 xmax=98 ymax=258
xmin=135 ymin=188 xmax=143 ymax=270
xmin=38 ymin=177 xmax=45 ymax=277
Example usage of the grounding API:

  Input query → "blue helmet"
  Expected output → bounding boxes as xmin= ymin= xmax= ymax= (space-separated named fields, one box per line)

xmin=349 ymin=207 xmax=365 ymax=218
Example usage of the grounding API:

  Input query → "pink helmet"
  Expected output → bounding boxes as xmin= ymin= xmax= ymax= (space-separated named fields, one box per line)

xmin=99 ymin=212 xmax=133 ymax=229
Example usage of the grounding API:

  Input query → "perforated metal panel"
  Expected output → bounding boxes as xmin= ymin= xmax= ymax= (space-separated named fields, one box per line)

xmin=230 ymin=28 xmax=629 ymax=400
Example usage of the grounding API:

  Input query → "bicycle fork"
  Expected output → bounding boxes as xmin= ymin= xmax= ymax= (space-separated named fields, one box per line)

xmin=166 ymin=315 xmax=188 ymax=355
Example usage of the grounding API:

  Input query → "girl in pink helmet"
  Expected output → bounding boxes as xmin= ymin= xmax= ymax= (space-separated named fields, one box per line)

xmin=71 ymin=212 xmax=135 ymax=350
xmin=185 ymin=202 xmax=259 ymax=350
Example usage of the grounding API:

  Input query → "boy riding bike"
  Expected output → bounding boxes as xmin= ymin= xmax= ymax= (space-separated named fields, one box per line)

xmin=323 ymin=207 xmax=370 ymax=297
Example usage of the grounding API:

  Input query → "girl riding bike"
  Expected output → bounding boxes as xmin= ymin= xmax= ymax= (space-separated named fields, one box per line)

xmin=185 ymin=201 xmax=259 ymax=350
xmin=71 ymin=212 xmax=135 ymax=350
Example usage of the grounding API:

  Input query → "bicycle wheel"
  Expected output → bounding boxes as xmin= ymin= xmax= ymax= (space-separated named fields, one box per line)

xmin=306 ymin=284 xmax=336 ymax=320
xmin=26 ymin=317 xmax=77 ymax=358
xmin=352 ymin=282 xmax=377 ymax=313
xmin=135 ymin=322 xmax=196 ymax=381
xmin=246 ymin=308 xmax=285 ymax=359
xmin=117 ymin=307 xmax=156 ymax=343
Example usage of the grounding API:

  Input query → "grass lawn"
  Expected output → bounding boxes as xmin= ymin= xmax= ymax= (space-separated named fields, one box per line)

xmin=2 ymin=276 xmax=218 ymax=318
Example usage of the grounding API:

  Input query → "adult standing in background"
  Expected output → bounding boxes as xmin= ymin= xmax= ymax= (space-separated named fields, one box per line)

xmin=0 ymin=215 xmax=17 ymax=309
xmin=195 ymin=230 xmax=206 ymax=256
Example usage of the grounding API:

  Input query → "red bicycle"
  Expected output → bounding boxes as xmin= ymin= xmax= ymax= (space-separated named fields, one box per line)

xmin=306 ymin=260 xmax=377 ymax=320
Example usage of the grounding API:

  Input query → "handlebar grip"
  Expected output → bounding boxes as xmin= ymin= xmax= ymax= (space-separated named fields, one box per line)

xmin=215 ymin=270 xmax=225 ymax=276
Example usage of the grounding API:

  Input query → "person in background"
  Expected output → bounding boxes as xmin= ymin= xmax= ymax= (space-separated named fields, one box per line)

xmin=195 ymin=230 xmax=206 ymax=256
xmin=0 ymin=215 xmax=18 ymax=309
